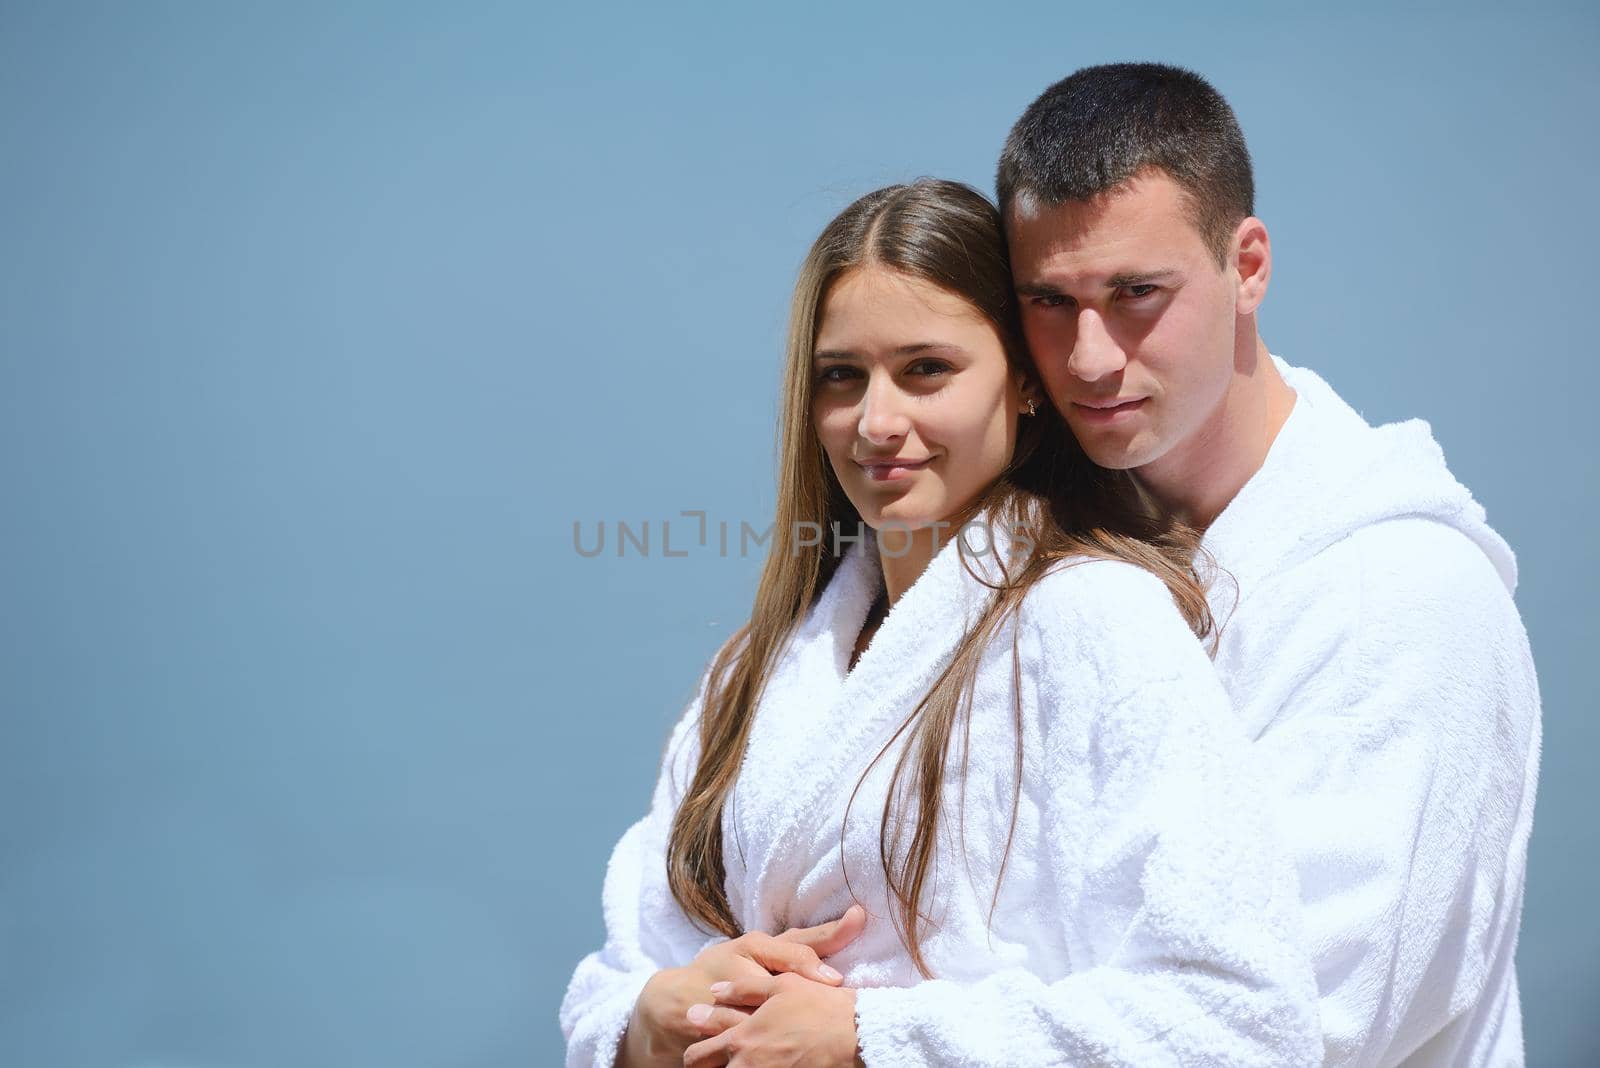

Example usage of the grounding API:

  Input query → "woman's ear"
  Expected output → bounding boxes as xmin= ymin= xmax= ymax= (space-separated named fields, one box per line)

xmin=1016 ymin=375 xmax=1042 ymax=416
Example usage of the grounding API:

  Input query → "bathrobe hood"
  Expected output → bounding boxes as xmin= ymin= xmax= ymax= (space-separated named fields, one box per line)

xmin=1203 ymin=357 xmax=1517 ymax=617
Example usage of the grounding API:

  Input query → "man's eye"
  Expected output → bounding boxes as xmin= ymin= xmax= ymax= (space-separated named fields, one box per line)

xmin=1122 ymin=284 xmax=1158 ymax=300
xmin=1030 ymin=294 xmax=1068 ymax=308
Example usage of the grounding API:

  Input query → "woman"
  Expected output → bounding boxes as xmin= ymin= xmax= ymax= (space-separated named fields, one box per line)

xmin=560 ymin=180 xmax=1319 ymax=1067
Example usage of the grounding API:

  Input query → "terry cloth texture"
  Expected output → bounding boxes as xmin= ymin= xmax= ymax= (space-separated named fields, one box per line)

xmin=1200 ymin=358 xmax=1541 ymax=1067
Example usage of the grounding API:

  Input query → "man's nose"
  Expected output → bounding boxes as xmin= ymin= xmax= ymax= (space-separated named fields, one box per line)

xmin=1068 ymin=309 xmax=1128 ymax=383
xmin=858 ymin=374 xmax=910 ymax=444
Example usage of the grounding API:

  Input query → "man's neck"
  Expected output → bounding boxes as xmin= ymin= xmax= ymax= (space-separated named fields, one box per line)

xmin=1136 ymin=339 xmax=1297 ymax=532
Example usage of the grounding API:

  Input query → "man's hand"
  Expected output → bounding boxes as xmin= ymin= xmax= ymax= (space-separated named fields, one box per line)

xmin=618 ymin=904 xmax=867 ymax=1067
xmin=683 ymin=971 xmax=865 ymax=1067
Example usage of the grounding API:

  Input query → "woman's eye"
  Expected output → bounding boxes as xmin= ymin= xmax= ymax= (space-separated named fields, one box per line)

xmin=907 ymin=360 xmax=951 ymax=377
xmin=816 ymin=365 xmax=860 ymax=385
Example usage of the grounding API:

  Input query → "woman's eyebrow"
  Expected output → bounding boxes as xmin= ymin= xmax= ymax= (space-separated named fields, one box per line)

xmin=813 ymin=342 xmax=961 ymax=362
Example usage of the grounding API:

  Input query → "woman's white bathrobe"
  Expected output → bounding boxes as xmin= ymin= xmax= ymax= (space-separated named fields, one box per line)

xmin=561 ymin=521 xmax=1322 ymax=1067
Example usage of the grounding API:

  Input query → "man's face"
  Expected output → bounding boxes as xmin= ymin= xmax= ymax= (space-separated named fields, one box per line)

xmin=1007 ymin=168 xmax=1240 ymax=475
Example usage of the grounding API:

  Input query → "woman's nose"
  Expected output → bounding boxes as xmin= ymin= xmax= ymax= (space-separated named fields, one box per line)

xmin=857 ymin=375 xmax=911 ymax=444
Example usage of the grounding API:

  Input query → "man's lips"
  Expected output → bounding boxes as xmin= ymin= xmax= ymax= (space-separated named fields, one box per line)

xmin=1070 ymin=396 xmax=1148 ymax=424
xmin=856 ymin=456 xmax=933 ymax=482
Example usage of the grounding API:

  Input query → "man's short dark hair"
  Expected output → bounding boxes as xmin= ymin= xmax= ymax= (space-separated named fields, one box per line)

xmin=997 ymin=63 xmax=1254 ymax=264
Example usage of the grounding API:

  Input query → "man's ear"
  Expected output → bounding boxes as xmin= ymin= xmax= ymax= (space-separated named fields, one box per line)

xmin=1233 ymin=216 xmax=1271 ymax=316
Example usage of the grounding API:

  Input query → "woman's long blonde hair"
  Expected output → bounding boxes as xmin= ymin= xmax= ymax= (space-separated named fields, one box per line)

xmin=666 ymin=178 xmax=1212 ymax=977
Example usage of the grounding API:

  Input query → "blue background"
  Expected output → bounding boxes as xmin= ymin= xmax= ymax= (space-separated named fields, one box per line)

xmin=2 ymin=2 xmax=1595 ymax=1065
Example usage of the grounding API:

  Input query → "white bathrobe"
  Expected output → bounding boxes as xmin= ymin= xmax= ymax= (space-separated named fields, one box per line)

xmin=561 ymin=518 xmax=1322 ymax=1067
xmin=1201 ymin=359 xmax=1542 ymax=1067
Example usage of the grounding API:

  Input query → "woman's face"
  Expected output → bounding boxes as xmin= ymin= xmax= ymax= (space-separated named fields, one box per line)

xmin=812 ymin=265 xmax=1025 ymax=534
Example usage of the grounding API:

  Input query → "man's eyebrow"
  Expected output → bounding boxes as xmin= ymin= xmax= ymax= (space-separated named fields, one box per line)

xmin=1104 ymin=268 xmax=1182 ymax=287
xmin=1015 ymin=270 xmax=1183 ymax=295
xmin=1013 ymin=281 xmax=1062 ymax=298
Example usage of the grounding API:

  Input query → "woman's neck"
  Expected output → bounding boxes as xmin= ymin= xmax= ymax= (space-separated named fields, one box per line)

xmin=877 ymin=523 xmax=950 ymax=605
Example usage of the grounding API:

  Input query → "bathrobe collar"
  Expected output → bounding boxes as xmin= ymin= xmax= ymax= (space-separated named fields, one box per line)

xmin=728 ymin=512 xmax=1018 ymax=931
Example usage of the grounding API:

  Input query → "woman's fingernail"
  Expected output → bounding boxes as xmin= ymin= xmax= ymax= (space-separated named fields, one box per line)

xmin=818 ymin=964 xmax=843 ymax=981
xmin=709 ymin=981 xmax=731 ymax=997
xmin=687 ymin=1003 xmax=713 ymax=1025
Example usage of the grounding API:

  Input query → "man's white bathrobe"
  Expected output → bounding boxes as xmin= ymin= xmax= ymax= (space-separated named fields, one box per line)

xmin=561 ymin=520 xmax=1323 ymax=1067
xmin=1201 ymin=360 xmax=1541 ymax=1067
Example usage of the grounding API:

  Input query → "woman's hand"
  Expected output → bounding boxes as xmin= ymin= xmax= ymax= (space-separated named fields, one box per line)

xmin=618 ymin=905 xmax=866 ymax=1068
xmin=683 ymin=971 xmax=865 ymax=1068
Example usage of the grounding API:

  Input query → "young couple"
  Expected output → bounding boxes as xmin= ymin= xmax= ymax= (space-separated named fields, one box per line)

xmin=561 ymin=63 xmax=1541 ymax=1067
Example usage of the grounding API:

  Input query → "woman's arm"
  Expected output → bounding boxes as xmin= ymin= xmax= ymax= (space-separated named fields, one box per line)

xmin=559 ymin=669 xmax=725 ymax=1068
xmin=560 ymin=658 xmax=864 ymax=1068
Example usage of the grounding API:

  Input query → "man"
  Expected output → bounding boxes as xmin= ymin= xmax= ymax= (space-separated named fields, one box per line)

xmin=1000 ymin=63 xmax=1541 ymax=1065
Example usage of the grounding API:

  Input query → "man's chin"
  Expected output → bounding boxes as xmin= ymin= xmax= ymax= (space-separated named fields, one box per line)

xmin=1073 ymin=438 xmax=1146 ymax=472
xmin=1064 ymin=419 xmax=1165 ymax=471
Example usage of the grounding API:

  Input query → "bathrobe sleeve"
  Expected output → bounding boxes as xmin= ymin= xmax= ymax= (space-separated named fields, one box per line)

xmin=559 ymin=663 xmax=730 ymax=1068
xmin=1240 ymin=520 xmax=1541 ymax=1066
xmin=853 ymin=560 xmax=1322 ymax=1068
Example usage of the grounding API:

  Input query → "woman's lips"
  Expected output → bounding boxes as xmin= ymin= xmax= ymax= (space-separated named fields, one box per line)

xmin=857 ymin=457 xmax=933 ymax=481
xmin=1071 ymin=397 xmax=1147 ymax=425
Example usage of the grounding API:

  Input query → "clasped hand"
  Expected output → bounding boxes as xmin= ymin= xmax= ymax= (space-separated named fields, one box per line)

xmin=622 ymin=904 xmax=868 ymax=1068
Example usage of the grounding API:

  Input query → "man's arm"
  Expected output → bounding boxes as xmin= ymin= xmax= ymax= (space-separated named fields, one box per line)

xmin=845 ymin=562 xmax=1324 ymax=1067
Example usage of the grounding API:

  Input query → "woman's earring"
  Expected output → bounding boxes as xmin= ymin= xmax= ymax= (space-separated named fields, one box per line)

xmin=1026 ymin=397 xmax=1038 ymax=417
